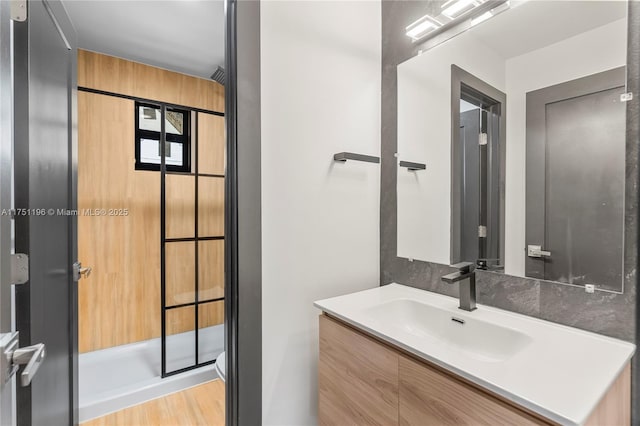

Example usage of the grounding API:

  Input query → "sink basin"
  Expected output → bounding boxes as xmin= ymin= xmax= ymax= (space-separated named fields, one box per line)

xmin=364 ymin=299 xmax=532 ymax=362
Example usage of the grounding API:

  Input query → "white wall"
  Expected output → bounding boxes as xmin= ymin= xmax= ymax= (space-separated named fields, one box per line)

xmin=504 ymin=18 xmax=627 ymax=276
xmin=261 ymin=2 xmax=381 ymax=424
xmin=397 ymin=35 xmax=506 ymax=263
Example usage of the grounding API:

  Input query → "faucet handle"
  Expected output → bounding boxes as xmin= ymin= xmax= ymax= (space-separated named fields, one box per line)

xmin=451 ymin=262 xmax=476 ymax=274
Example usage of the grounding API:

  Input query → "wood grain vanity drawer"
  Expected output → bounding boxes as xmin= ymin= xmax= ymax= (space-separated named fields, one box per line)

xmin=398 ymin=354 xmax=546 ymax=425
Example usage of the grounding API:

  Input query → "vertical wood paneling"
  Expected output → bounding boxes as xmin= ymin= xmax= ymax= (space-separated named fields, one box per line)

xmin=78 ymin=92 xmax=161 ymax=352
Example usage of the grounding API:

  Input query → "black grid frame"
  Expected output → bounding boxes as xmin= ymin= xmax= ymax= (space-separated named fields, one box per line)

xmin=135 ymin=102 xmax=192 ymax=173
xmin=77 ymin=86 xmax=226 ymax=379
xmin=161 ymin=108 xmax=226 ymax=378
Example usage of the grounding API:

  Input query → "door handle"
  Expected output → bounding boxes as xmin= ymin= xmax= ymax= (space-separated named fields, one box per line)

xmin=0 ymin=332 xmax=46 ymax=386
xmin=527 ymin=245 xmax=551 ymax=258
xmin=13 ymin=343 xmax=45 ymax=387
xmin=73 ymin=261 xmax=92 ymax=281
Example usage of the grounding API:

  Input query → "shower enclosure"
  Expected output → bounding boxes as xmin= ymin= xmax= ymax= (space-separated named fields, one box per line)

xmin=76 ymin=51 xmax=226 ymax=422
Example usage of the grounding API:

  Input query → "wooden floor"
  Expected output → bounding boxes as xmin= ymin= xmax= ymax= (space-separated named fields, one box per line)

xmin=83 ymin=380 xmax=225 ymax=426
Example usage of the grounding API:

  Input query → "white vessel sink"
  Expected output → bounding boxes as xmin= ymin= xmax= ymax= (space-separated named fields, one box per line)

xmin=314 ymin=283 xmax=635 ymax=426
xmin=364 ymin=299 xmax=531 ymax=362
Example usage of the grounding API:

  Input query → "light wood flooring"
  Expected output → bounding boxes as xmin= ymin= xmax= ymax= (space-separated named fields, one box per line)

xmin=82 ymin=380 xmax=225 ymax=426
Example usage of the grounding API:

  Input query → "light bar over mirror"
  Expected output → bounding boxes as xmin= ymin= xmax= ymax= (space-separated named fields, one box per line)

xmin=405 ymin=0 xmax=508 ymax=44
xmin=442 ymin=0 xmax=481 ymax=19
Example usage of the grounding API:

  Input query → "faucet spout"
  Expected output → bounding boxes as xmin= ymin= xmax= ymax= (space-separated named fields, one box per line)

xmin=442 ymin=270 xmax=473 ymax=283
xmin=441 ymin=262 xmax=477 ymax=312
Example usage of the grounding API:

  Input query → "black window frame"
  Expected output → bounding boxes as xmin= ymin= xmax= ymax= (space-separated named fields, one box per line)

xmin=135 ymin=101 xmax=192 ymax=172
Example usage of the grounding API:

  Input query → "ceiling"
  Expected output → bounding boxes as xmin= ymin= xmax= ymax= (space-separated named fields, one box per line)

xmin=470 ymin=0 xmax=627 ymax=59
xmin=62 ymin=0 xmax=225 ymax=79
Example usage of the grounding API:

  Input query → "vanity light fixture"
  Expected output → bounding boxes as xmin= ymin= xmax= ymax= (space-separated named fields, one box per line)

xmin=471 ymin=10 xmax=494 ymax=26
xmin=405 ymin=15 xmax=442 ymax=41
xmin=406 ymin=0 xmax=507 ymax=44
xmin=442 ymin=0 xmax=481 ymax=19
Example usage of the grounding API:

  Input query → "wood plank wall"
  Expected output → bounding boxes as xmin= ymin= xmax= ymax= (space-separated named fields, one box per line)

xmin=78 ymin=50 xmax=224 ymax=113
xmin=78 ymin=50 xmax=225 ymax=353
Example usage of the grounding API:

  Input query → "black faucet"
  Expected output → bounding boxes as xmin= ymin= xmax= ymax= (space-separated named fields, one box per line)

xmin=441 ymin=262 xmax=477 ymax=312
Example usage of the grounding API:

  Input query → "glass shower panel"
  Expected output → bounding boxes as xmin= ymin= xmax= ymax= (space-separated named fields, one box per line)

xmin=198 ymin=240 xmax=224 ymax=301
xmin=198 ymin=301 xmax=225 ymax=363
xmin=198 ymin=177 xmax=225 ymax=238
xmin=197 ymin=113 xmax=225 ymax=175
xmin=165 ymin=174 xmax=195 ymax=239
xmin=165 ymin=241 xmax=196 ymax=306
xmin=165 ymin=306 xmax=196 ymax=372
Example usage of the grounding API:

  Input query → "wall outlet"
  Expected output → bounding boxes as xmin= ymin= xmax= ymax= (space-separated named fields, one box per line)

xmin=585 ymin=284 xmax=595 ymax=294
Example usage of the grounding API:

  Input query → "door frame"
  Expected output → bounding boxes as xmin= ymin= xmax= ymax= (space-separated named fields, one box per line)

xmin=5 ymin=0 xmax=259 ymax=423
xmin=524 ymin=66 xmax=626 ymax=289
xmin=224 ymin=1 xmax=262 ymax=425
xmin=450 ymin=64 xmax=506 ymax=267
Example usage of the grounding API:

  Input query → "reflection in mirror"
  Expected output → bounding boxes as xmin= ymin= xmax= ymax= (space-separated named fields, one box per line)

xmin=397 ymin=0 xmax=627 ymax=292
xmin=525 ymin=67 xmax=626 ymax=290
xmin=451 ymin=66 xmax=505 ymax=271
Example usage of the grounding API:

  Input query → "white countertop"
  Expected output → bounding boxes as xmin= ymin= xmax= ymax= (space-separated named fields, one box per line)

xmin=314 ymin=283 xmax=635 ymax=425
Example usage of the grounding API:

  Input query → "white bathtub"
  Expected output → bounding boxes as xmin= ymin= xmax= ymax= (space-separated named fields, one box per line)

xmin=79 ymin=325 xmax=224 ymax=422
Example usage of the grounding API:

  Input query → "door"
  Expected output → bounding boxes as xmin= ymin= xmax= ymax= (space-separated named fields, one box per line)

xmin=12 ymin=1 xmax=78 ymax=425
xmin=525 ymin=67 xmax=626 ymax=291
xmin=458 ymin=101 xmax=501 ymax=268
xmin=459 ymin=108 xmax=481 ymax=264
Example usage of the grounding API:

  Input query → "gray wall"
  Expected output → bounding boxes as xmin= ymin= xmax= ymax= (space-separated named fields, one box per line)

xmin=380 ymin=0 xmax=638 ymax=420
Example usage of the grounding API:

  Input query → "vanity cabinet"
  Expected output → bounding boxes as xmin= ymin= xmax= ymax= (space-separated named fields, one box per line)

xmin=318 ymin=312 xmax=398 ymax=425
xmin=318 ymin=314 xmax=630 ymax=426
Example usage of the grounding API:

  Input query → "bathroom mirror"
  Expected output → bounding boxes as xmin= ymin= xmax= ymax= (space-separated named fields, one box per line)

xmin=396 ymin=0 xmax=628 ymax=292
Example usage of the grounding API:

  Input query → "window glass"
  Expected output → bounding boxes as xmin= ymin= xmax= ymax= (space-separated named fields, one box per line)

xmin=135 ymin=102 xmax=191 ymax=172
xmin=138 ymin=105 xmax=162 ymax=132
xmin=140 ymin=139 xmax=184 ymax=166
xmin=166 ymin=110 xmax=185 ymax=135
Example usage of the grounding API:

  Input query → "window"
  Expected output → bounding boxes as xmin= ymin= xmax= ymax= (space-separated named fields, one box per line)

xmin=135 ymin=102 xmax=191 ymax=172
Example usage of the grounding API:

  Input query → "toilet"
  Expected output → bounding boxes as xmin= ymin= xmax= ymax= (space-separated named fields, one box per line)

xmin=215 ymin=352 xmax=226 ymax=382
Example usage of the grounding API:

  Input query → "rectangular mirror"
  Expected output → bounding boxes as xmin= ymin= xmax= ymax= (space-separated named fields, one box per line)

xmin=397 ymin=0 xmax=628 ymax=292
